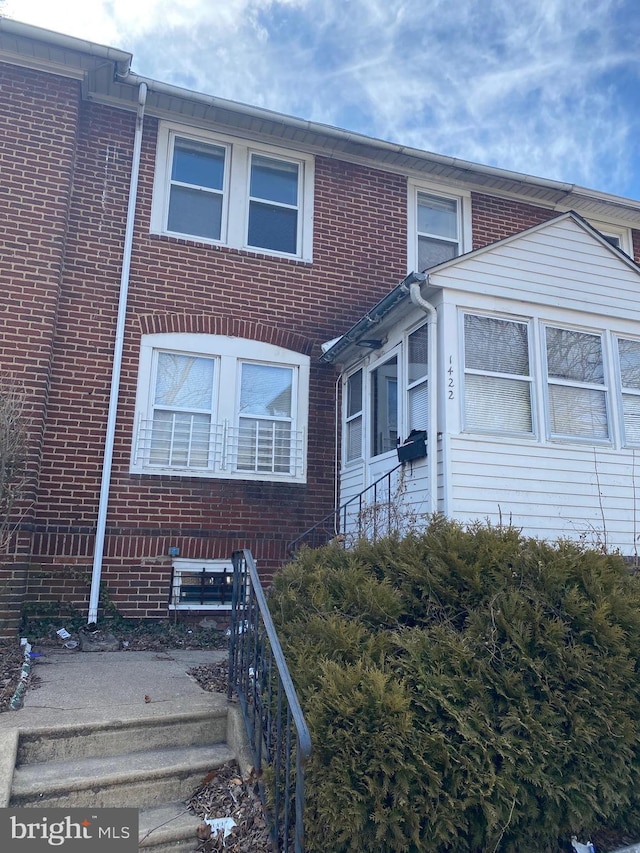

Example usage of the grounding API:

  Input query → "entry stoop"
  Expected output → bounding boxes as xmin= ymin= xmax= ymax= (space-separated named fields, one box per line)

xmin=7 ymin=705 xmax=248 ymax=851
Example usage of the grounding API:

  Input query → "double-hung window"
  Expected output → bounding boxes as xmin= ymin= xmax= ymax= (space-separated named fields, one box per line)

xmin=152 ymin=123 xmax=314 ymax=260
xmin=617 ymin=337 xmax=640 ymax=444
xmin=132 ymin=334 xmax=309 ymax=482
xmin=408 ymin=183 xmax=469 ymax=273
xmin=407 ymin=324 xmax=429 ymax=432
xmin=149 ymin=352 xmax=217 ymax=469
xmin=544 ymin=326 xmax=609 ymax=441
xmin=463 ymin=314 xmax=533 ymax=434
xmin=236 ymin=363 xmax=295 ymax=474
xmin=167 ymin=138 xmax=227 ymax=241
xmin=248 ymin=155 xmax=299 ymax=255
xmin=345 ymin=369 xmax=363 ymax=463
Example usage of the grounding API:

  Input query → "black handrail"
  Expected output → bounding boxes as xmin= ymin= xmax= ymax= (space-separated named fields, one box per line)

xmin=287 ymin=461 xmax=405 ymax=554
xmin=228 ymin=548 xmax=312 ymax=853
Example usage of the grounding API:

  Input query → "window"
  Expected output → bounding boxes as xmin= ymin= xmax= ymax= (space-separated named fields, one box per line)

xmin=169 ymin=559 xmax=235 ymax=610
xmin=149 ymin=352 xmax=217 ymax=469
xmin=248 ymin=155 xmax=299 ymax=254
xmin=132 ymin=334 xmax=309 ymax=482
xmin=463 ymin=314 xmax=533 ymax=434
xmin=371 ymin=356 xmax=398 ymax=456
xmin=407 ymin=324 xmax=428 ymax=432
xmin=167 ymin=138 xmax=226 ymax=241
xmin=236 ymin=363 xmax=294 ymax=474
xmin=544 ymin=326 xmax=609 ymax=440
xmin=152 ymin=123 xmax=314 ymax=260
xmin=617 ymin=337 xmax=640 ymax=444
xmin=345 ymin=369 xmax=363 ymax=462
xmin=408 ymin=182 xmax=469 ymax=273
xmin=588 ymin=220 xmax=633 ymax=257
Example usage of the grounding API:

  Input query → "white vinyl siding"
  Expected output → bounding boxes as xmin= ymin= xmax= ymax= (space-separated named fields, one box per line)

xmin=463 ymin=314 xmax=533 ymax=435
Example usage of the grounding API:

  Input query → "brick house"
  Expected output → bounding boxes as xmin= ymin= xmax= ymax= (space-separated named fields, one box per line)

xmin=1 ymin=19 xmax=639 ymax=635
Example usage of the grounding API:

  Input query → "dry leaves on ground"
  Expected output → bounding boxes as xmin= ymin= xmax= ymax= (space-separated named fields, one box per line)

xmin=189 ymin=659 xmax=230 ymax=694
xmin=187 ymin=761 xmax=272 ymax=853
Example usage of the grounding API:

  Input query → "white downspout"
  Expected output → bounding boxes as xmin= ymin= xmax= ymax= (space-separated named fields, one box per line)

xmin=407 ymin=275 xmax=439 ymax=515
xmin=88 ymin=82 xmax=147 ymax=623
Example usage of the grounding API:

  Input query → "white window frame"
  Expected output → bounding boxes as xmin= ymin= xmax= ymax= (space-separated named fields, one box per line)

xmin=343 ymin=368 xmax=364 ymax=464
xmin=407 ymin=180 xmax=471 ymax=273
xmin=151 ymin=122 xmax=314 ymax=261
xmin=588 ymin=220 xmax=633 ymax=257
xmin=405 ymin=321 xmax=429 ymax=436
xmin=461 ymin=312 xmax=535 ymax=437
xmin=542 ymin=324 xmax=611 ymax=444
xmin=131 ymin=333 xmax=309 ymax=483
xmin=615 ymin=335 xmax=640 ymax=447
xmin=169 ymin=558 xmax=234 ymax=610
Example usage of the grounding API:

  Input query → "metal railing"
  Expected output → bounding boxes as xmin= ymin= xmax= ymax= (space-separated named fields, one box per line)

xmin=287 ymin=461 xmax=405 ymax=554
xmin=228 ymin=549 xmax=312 ymax=853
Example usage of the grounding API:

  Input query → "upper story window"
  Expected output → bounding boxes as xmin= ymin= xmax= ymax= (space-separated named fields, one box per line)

xmin=588 ymin=220 xmax=633 ymax=257
xmin=544 ymin=326 xmax=609 ymax=441
xmin=152 ymin=123 xmax=314 ymax=261
xmin=132 ymin=334 xmax=309 ymax=483
xmin=408 ymin=181 xmax=470 ymax=273
xmin=463 ymin=314 xmax=533 ymax=435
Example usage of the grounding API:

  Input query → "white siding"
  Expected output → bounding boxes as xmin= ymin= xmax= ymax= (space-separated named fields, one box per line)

xmin=436 ymin=218 xmax=640 ymax=324
xmin=448 ymin=435 xmax=639 ymax=554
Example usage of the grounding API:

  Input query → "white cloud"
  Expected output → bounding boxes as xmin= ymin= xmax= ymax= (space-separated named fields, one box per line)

xmin=5 ymin=0 xmax=640 ymax=198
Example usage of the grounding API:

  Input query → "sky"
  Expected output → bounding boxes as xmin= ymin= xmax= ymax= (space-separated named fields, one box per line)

xmin=4 ymin=0 xmax=640 ymax=201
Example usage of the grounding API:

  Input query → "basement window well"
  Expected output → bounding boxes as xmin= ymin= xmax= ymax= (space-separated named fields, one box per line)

xmin=169 ymin=559 xmax=235 ymax=610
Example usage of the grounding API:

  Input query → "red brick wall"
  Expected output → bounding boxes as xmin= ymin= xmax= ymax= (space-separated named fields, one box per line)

xmin=5 ymin=64 xmax=639 ymax=622
xmin=471 ymin=192 xmax=558 ymax=249
xmin=0 ymin=64 xmax=80 ymax=633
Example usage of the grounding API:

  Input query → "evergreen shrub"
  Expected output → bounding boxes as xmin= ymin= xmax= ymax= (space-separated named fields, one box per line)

xmin=269 ymin=518 xmax=640 ymax=852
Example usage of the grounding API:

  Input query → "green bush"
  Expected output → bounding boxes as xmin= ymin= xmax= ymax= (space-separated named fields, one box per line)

xmin=270 ymin=519 xmax=640 ymax=852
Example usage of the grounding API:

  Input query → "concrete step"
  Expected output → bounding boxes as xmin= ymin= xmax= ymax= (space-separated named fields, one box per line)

xmin=17 ymin=709 xmax=228 ymax=764
xmin=10 ymin=742 xmax=235 ymax=809
xmin=138 ymin=802 xmax=204 ymax=851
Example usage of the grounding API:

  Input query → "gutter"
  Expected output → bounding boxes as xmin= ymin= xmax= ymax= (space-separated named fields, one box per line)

xmin=87 ymin=81 xmax=147 ymax=624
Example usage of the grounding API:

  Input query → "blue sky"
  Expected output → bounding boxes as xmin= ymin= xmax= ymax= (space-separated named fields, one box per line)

xmin=5 ymin=0 xmax=640 ymax=201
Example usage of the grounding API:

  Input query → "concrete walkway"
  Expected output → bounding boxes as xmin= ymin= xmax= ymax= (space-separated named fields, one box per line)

xmin=0 ymin=646 xmax=228 ymax=731
xmin=0 ymin=646 xmax=230 ymax=811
